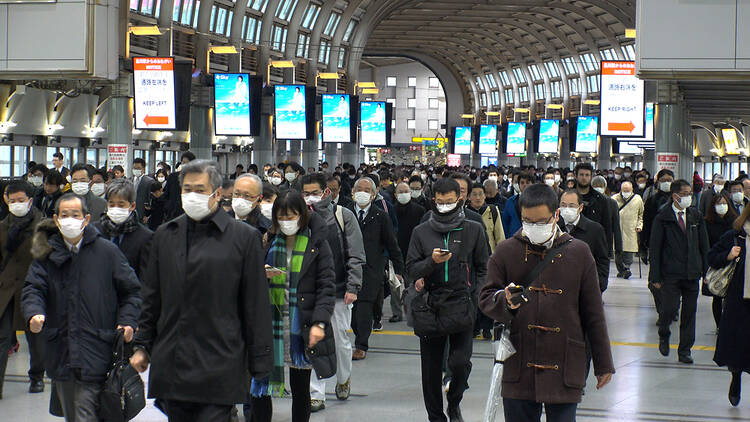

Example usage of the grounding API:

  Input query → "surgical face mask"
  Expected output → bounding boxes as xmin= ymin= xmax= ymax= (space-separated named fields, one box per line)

xmin=354 ymin=191 xmax=372 ymax=207
xmin=503 ymin=175 xmax=508 ymax=181
xmin=659 ymin=181 xmax=672 ymax=192
xmin=304 ymin=195 xmax=323 ymax=206
xmin=107 ymin=207 xmax=131 ymax=224
xmin=436 ymin=202 xmax=458 ymax=214
xmin=66 ymin=175 xmax=72 ymax=183
xmin=58 ymin=217 xmax=85 ymax=240
xmin=624 ymin=172 xmax=632 ymax=179
xmin=678 ymin=195 xmax=692 ymax=210
xmin=513 ymin=183 xmax=520 ymax=193
xmin=733 ymin=192 xmax=745 ymax=204
xmin=560 ymin=207 xmax=579 ymax=224
xmin=715 ymin=203 xmax=729 ymax=216
xmin=614 ymin=174 xmax=622 ymax=181
xmin=285 ymin=172 xmax=296 ymax=182
xmin=279 ymin=219 xmax=300 ymax=236
xmin=269 ymin=176 xmax=282 ymax=186
xmin=523 ymin=220 xmax=556 ymax=245
xmin=638 ymin=183 xmax=647 ymax=190
xmin=71 ymin=182 xmax=89 ymax=196
xmin=133 ymin=169 xmax=143 ymax=177
xmin=488 ymin=176 xmax=498 ymax=183
xmin=9 ymin=200 xmax=31 ymax=218
xmin=28 ymin=176 xmax=43 ymax=187
xmin=594 ymin=187 xmax=606 ymax=194
xmin=411 ymin=189 xmax=422 ymax=199
xmin=396 ymin=193 xmax=411 ymax=205
xmin=621 ymin=191 xmax=633 ymax=199
xmin=554 ymin=174 xmax=561 ymax=183
xmin=544 ymin=179 xmax=555 ymax=187
xmin=91 ymin=183 xmax=106 ymax=197
xmin=181 ymin=191 xmax=215 ymax=221
xmin=232 ymin=198 xmax=254 ymax=217
xmin=157 ymin=176 xmax=166 ymax=184
xmin=260 ymin=203 xmax=273 ymax=219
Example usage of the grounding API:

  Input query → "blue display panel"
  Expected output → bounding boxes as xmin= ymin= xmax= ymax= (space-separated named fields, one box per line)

xmin=538 ymin=119 xmax=560 ymax=153
xmin=214 ymin=73 xmax=251 ymax=135
xmin=322 ymin=94 xmax=351 ymax=143
xmin=454 ymin=126 xmax=472 ymax=154
xmin=360 ymin=101 xmax=387 ymax=146
xmin=480 ymin=155 xmax=498 ymax=167
xmin=478 ymin=125 xmax=497 ymax=155
xmin=274 ymin=84 xmax=307 ymax=140
xmin=576 ymin=116 xmax=599 ymax=153
xmin=506 ymin=122 xmax=527 ymax=154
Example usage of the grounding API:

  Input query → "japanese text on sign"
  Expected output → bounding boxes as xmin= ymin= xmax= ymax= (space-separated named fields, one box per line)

xmin=107 ymin=145 xmax=129 ymax=173
xmin=600 ymin=61 xmax=645 ymax=137
xmin=133 ymin=57 xmax=176 ymax=130
xmin=657 ymin=152 xmax=680 ymax=174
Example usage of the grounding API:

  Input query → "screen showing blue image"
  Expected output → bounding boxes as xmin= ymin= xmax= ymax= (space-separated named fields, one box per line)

xmin=322 ymin=94 xmax=351 ymax=143
xmin=480 ymin=156 xmax=498 ymax=167
xmin=360 ymin=101 xmax=387 ymax=146
xmin=274 ymin=84 xmax=307 ymax=140
xmin=214 ymin=73 xmax=251 ymax=135
xmin=538 ymin=119 xmax=560 ymax=153
xmin=576 ymin=116 xmax=599 ymax=153
xmin=454 ymin=126 xmax=472 ymax=154
xmin=478 ymin=125 xmax=497 ymax=155
xmin=506 ymin=122 xmax=526 ymax=154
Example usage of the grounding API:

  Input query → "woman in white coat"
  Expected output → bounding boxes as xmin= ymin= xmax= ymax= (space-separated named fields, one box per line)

xmin=613 ymin=181 xmax=644 ymax=279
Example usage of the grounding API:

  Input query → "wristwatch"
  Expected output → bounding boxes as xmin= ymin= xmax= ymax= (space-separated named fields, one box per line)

xmin=315 ymin=322 xmax=326 ymax=330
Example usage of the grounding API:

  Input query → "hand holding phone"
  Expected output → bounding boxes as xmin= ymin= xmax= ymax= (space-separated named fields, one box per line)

xmin=432 ymin=248 xmax=452 ymax=264
xmin=505 ymin=283 xmax=528 ymax=309
xmin=265 ymin=265 xmax=284 ymax=279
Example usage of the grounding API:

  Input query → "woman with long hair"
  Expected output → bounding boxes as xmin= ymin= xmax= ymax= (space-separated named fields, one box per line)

xmin=704 ymin=194 xmax=738 ymax=328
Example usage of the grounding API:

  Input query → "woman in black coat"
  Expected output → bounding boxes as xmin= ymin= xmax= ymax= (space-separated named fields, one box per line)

xmin=250 ymin=191 xmax=336 ymax=422
xmin=705 ymin=194 xmax=737 ymax=328
xmin=708 ymin=205 xmax=750 ymax=407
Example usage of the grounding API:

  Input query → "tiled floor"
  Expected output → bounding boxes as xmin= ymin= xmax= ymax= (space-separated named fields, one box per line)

xmin=3 ymin=262 xmax=750 ymax=421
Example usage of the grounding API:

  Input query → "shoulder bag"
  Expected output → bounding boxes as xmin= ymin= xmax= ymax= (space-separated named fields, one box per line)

xmin=706 ymin=236 xmax=740 ymax=297
xmin=99 ymin=330 xmax=146 ymax=422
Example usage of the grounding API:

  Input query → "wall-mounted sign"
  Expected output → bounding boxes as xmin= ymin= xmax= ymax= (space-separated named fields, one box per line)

xmin=447 ymin=154 xmax=462 ymax=167
xmin=133 ymin=57 xmax=176 ymax=130
xmin=107 ymin=144 xmax=128 ymax=172
xmin=600 ymin=60 xmax=645 ymax=137
xmin=214 ymin=73 xmax=251 ymax=135
xmin=657 ymin=152 xmax=679 ymax=173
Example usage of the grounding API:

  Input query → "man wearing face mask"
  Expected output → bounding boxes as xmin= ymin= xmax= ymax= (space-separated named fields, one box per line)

xmin=649 ymin=179 xmax=709 ymax=364
xmin=479 ymin=184 xmax=614 ymax=422
xmin=0 ymin=181 xmax=45 ymax=398
xmin=543 ymin=171 xmax=562 ymax=197
xmin=483 ymin=178 xmax=506 ymax=212
xmin=727 ymin=181 xmax=747 ymax=215
xmin=26 ymin=164 xmax=47 ymax=196
xmin=232 ymin=174 xmax=271 ymax=235
xmin=699 ymin=174 xmax=725 ymax=217
xmin=406 ymin=177 xmax=489 ymax=422
xmin=132 ymin=158 xmax=155 ymax=222
xmin=328 ymin=174 xmax=354 ymax=209
xmin=501 ymin=173 xmax=534 ymax=237
xmin=574 ymin=164 xmax=615 ymax=260
xmin=392 ymin=182 xmax=426 ymax=325
xmin=260 ymin=184 xmax=278 ymax=222
xmin=129 ymin=160 xmax=273 ymax=421
xmin=69 ymin=163 xmax=106 ymax=220
xmin=612 ymin=181 xmax=644 ymax=279
xmin=350 ymin=177 xmax=404 ymax=361
xmin=642 ymin=169 xmax=675 ymax=270
xmin=90 ymin=170 xmax=107 ymax=199
xmin=409 ymin=175 xmax=430 ymax=210
xmin=23 ymin=193 xmax=141 ymax=420
xmin=94 ymin=179 xmax=153 ymax=280
xmin=300 ymin=173 xmax=365 ymax=412
xmin=284 ymin=162 xmax=304 ymax=192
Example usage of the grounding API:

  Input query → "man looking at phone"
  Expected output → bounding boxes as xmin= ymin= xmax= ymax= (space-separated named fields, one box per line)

xmin=406 ymin=178 xmax=489 ymax=422
xmin=479 ymin=184 xmax=614 ymax=422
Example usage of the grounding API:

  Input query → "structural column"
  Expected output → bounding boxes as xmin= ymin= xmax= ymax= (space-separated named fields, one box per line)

xmin=302 ymin=138 xmax=318 ymax=170
xmin=655 ymin=103 xmax=692 ymax=181
xmin=106 ymin=97 xmax=134 ymax=171
xmin=189 ymin=105 xmax=212 ymax=160
xmin=597 ymin=137 xmax=612 ymax=170
xmin=324 ymin=143 xmax=339 ymax=167
xmin=289 ymin=140 xmax=301 ymax=164
xmin=255 ymin=114 xmax=274 ymax=167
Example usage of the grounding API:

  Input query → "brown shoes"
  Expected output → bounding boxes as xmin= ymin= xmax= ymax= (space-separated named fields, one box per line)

xmin=352 ymin=349 xmax=367 ymax=361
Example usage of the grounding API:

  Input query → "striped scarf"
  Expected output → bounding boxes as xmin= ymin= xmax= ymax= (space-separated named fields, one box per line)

xmin=251 ymin=228 xmax=310 ymax=398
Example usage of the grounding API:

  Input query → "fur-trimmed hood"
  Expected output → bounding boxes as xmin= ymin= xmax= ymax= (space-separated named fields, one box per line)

xmin=30 ymin=218 xmax=60 ymax=260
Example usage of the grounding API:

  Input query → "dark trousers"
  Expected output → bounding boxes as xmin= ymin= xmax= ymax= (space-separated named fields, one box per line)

xmin=250 ymin=368 xmax=311 ymax=422
xmin=649 ymin=282 xmax=663 ymax=315
xmin=503 ymin=399 xmax=577 ymax=422
xmin=615 ymin=251 xmax=634 ymax=274
xmin=420 ymin=329 xmax=473 ymax=422
xmin=55 ymin=378 xmax=102 ymax=422
xmin=165 ymin=400 xmax=233 ymax=422
xmin=373 ymin=282 xmax=384 ymax=324
xmin=0 ymin=298 xmax=46 ymax=392
xmin=658 ymin=278 xmax=699 ymax=357
xmin=712 ymin=296 xmax=724 ymax=328
xmin=353 ymin=284 xmax=382 ymax=351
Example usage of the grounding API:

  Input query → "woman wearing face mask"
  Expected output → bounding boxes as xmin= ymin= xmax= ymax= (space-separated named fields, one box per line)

xmin=260 ymin=184 xmax=279 ymax=221
xmin=703 ymin=194 xmax=737 ymax=330
xmin=707 ymin=204 xmax=750 ymax=407
xmin=155 ymin=169 xmax=168 ymax=188
xmin=250 ymin=191 xmax=336 ymax=422
xmin=267 ymin=168 xmax=286 ymax=190
xmin=93 ymin=179 xmax=153 ymax=280
xmin=612 ymin=181 xmax=644 ymax=279
xmin=284 ymin=162 xmax=304 ymax=192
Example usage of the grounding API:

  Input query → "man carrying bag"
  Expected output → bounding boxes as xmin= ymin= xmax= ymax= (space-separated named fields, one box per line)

xmin=406 ymin=178 xmax=489 ymax=422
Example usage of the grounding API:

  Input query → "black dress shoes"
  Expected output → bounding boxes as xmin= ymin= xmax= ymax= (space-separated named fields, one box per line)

xmin=29 ymin=380 xmax=44 ymax=393
xmin=678 ymin=355 xmax=694 ymax=364
xmin=730 ymin=372 xmax=741 ymax=406
xmin=447 ymin=406 xmax=464 ymax=422
xmin=659 ymin=337 xmax=670 ymax=357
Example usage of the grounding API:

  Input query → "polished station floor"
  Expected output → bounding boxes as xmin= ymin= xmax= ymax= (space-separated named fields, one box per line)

xmin=3 ymin=262 xmax=750 ymax=421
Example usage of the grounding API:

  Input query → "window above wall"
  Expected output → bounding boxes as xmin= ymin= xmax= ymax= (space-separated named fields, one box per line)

xmin=491 ymin=90 xmax=500 ymax=105
xmin=301 ymin=3 xmax=320 ymax=29
xmin=623 ymin=44 xmax=635 ymax=60
xmin=544 ymin=61 xmax=560 ymax=78
xmin=429 ymin=77 xmax=440 ymax=88
xmin=504 ymin=89 xmax=513 ymax=104
xmin=499 ymin=71 xmax=510 ymax=86
xmin=271 ymin=25 xmax=287 ymax=51
xmin=387 ymin=76 xmax=397 ymax=87
xmin=528 ymin=64 xmax=543 ymax=81
xmin=475 ymin=76 xmax=484 ymax=90
xmin=324 ymin=12 xmax=341 ymax=36
xmin=562 ymin=56 xmax=578 ymax=75
xmin=296 ymin=33 xmax=310 ymax=58
xmin=249 ymin=0 xmax=267 ymax=12
xmin=408 ymin=76 xmax=417 ymax=87
xmin=485 ymin=74 xmax=497 ymax=89
xmin=343 ymin=20 xmax=357 ymax=43
xmin=581 ymin=53 xmax=599 ymax=72
xmin=586 ymin=74 xmax=599 ymax=92
xmin=534 ymin=83 xmax=545 ymax=99
xmin=600 ymin=48 xmax=618 ymax=61
xmin=243 ymin=15 xmax=262 ymax=44
xmin=512 ymin=67 xmax=526 ymax=83
xmin=275 ymin=0 xmax=298 ymax=21
xmin=569 ymin=78 xmax=580 ymax=96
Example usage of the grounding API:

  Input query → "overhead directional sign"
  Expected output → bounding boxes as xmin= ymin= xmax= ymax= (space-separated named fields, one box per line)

xmin=600 ymin=61 xmax=645 ymax=137
xmin=133 ymin=57 xmax=177 ymax=130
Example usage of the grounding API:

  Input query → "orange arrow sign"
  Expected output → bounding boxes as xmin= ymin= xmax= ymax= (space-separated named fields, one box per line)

xmin=143 ymin=115 xmax=169 ymax=126
xmin=608 ymin=121 xmax=636 ymax=132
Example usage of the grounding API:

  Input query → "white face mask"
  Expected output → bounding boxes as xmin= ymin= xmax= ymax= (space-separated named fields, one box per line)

xmin=260 ymin=203 xmax=273 ymax=219
xmin=715 ymin=203 xmax=729 ymax=216
xmin=270 ymin=177 xmax=282 ymax=186
xmin=544 ymin=179 xmax=555 ymax=187
xmin=614 ymin=174 xmax=622 ymax=180
xmin=560 ymin=207 xmax=579 ymax=224
xmin=66 ymin=175 xmax=72 ymax=183
xmin=354 ymin=191 xmax=372 ymax=207
xmin=285 ymin=172 xmax=296 ymax=182
xmin=621 ymin=191 xmax=633 ymax=199
xmin=732 ymin=192 xmax=744 ymax=204
xmin=436 ymin=202 xmax=458 ymax=214
xmin=9 ymin=200 xmax=31 ymax=218
xmin=594 ymin=187 xmax=606 ymax=194
xmin=488 ymin=176 xmax=498 ymax=182
xmin=133 ymin=169 xmax=143 ymax=177
xmin=677 ymin=195 xmax=692 ymax=210
xmin=638 ymin=183 xmax=646 ymax=190
xmin=279 ymin=219 xmax=300 ymax=236
xmin=396 ymin=193 xmax=411 ymax=205
xmin=523 ymin=220 xmax=556 ymax=245
xmin=554 ymin=175 xmax=561 ymax=183
xmin=58 ymin=217 xmax=85 ymax=240
xmin=624 ymin=172 xmax=632 ymax=179
xmin=107 ymin=207 xmax=131 ymax=224
xmin=659 ymin=181 xmax=672 ymax=192
xmin=157 ymin=176 xmax=166 ymax=184
xmin=182 ymin=191 xmax=215 ymax=221
xmin=411 ymin=189 xmax=422 ymax=199
xmin=28 ymin=176 xmax=43 ymax=187
xmin=304 ymin=195 xmax=323 ymax=206
xmin=232 ymin=197 xmax=254 ymax=218
xmin=71 ymin=182 xmax=89 ymax=196
xmin=91 ymin=183 xmax=106 ymax=197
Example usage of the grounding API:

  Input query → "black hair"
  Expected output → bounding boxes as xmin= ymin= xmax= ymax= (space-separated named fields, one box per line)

xmin=45 ymin=169 xmax=64 ymax=186
xmin=449 ymin=172 xmax=472 ymax=189
xmin=262 ymin=183 xmax=279 ymax=199
xmin=378 ymin=169 xmax=391 ymax=181
xmin=656 ymin=169 xmax=675 ymax=181
xmin=158 ymin=162 xmax=172 ymax=172
xmin=92 ymin=169 xmax=107 ymax=181
xmin=182 ymin=151 xmax=196 ymax=162
xmin=518 ymin=173 xmax=535 ymax=184
xmin=222 ymin=179 xmax=234 ymax=190
xmin=150 ymin=181 xmax=163 ymax=193
xmin=70 ymin=163 xmax=92 ymax=179
xmin=574 ymin=163 xmax=594 ymax=176
xmin=326 ymin=174 xmax=341 ymax=188
xmin=6 ymin=180 xmax=34 ymax=198
xmin=236 ymin=164 xmax=245 ymax=169
xmin=432 ymin=178 xmax=461 ymax=197
xmin=471 ymin=182 xmax=486 ymax=193
xmin=55 ymin=192 xmax=89 ymax=216
xmin=670 ymin=179 xmax=691 ymax=195
xmin=248 ymin=164 xmax=258 ymax=174
xmin=133 ymin=157 xmax=146 ymax=167
xmin=519 ymin=184 xmax=559 ymax=213
xmin=285 ymin=161 xmax=304 ymax=175
xmin=113 ymin=165 xmax=124 ymax=173
xmin=408 ymin=175 xmax=424 ymax=187
xmin=366 ymin=172 xmax=380 ymax=186
xmin=52 ymin=152 xmax=64 ymax=160
xmin=560 ymin=189 xmax=583 ymax=205
xmin=300 ymin=172 xmax=327 ymax=191
xmin=30 ymin=164 xmax=49 ymax=176
xmin=272 ymin=190 xmax=310 ymax=232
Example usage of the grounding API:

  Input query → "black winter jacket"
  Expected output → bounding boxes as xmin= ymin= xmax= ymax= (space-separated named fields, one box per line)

xmin=395 ymin=201 xmax=426 ymax=264
xmin=94 ymin=220 xmax=153 ymax=280
xmin=559 ymin=215 xmax=610 ymax=291
xmin=355 ymin=204 xmax=404 ymax=301
xmin=648 ymin=204 xmax=710 ymax=283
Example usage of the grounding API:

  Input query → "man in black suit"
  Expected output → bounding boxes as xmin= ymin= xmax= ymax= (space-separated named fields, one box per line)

xmin=558 ymin=190 xmax=610 ymax=292
xmin=132 ymin=157 xmax=154 ymax=222
xmin=327 ymin=174 xmax=354 ymax=210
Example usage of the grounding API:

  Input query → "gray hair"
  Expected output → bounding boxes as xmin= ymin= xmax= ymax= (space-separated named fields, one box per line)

xmin=105 ymin=178 xmax=135 ymax=203
xmin=179 ymin=159 xmax=223 ymax=191
xmin=235 ymin=173 xmax=263 ymax=189
xmin=592 ymin=175 xmax=608 ymax=188
xmin=483 ymin=179 xmax=498 ymax=190
xmin=55 ymin=192 xmax=89 ymax=216
xmin=354 ymin=177 xmax=377 ymax=194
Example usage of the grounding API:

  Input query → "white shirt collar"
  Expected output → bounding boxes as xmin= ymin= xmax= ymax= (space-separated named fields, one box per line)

xmin=356 ymin=202 xmax=371 ymax=216
xmin=570 ymin=213 xmax=581 ymax=227
xmin=64 ymin=237 xmax=83 ymax=252
xmin=672 ymin=202 xmax=686 ymax=219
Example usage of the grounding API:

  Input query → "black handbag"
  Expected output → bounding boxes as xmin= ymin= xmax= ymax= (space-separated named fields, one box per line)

xmin=99 ymin=330 xmax=146 ymax=422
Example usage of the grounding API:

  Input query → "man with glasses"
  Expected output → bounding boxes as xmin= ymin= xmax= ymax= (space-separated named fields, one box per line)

xmin=231 ymin=174 xmax=271 ymax=235
xmin=649 ymin=179 xmax=709 ymax=364
xmin=69 ymin=163 xmax=106 ymax=220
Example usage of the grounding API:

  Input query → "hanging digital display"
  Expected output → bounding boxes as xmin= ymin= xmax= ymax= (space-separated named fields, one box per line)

xmin=506 ymin=122 xmax=526 ymax=154
xmin=133 ymin=57 xmax=176 ymax=130
xmin=274 ymin=84 xmax=308 ymax=140
xmin=453 ymin=126 xmax=472 ymax=154
xmin=360 ymin=101 xmax=387 ymax=146
xmin=575 ymin=116 xmax=599 ymax=153
xmin=321 ymin=94 xmax=351 ymax=143
xmin=538 ymin=119 xmax=560 ymax=153
xmin=214 ymin=73 xmax=251 ymax=135
xmin=478 ymin=125 xmax=497 ymax=155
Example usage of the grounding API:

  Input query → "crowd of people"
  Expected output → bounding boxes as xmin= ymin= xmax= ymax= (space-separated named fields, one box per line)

xmin=0 ymin=152 xmax=749 ymax=422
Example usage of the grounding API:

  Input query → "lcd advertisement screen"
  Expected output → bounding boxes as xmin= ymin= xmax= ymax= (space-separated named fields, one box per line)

xmin=133 ymin=57 xmax=176 ymax=130
xmin=478 ymin=125 xmax=497 ymax=155
xmin=618 ymin=142 xmax=642 ymax=154
xmin=576 ymin=116 xmax=599 ymax=153
xmin=214 ymin=73 xmax=251 ymax=135
xmin=619 ymin=102 xmax=654 ymax=142
xmin=274 ymin=84 xmax=307 ymax=140
xmin=506 ymin=122 xmax=527 ymax=154
xmin=480 ymin=156 xmax=498 ymax=167
xmin=454 ymin=126 xmax=473 ymax=154
xmin=538 ymin=119 xmax=560 ymax=153
xmin=322 ymin=94 xmax=351 ymax=143
xmin=360 ymin=101 xmax=387 ymax=146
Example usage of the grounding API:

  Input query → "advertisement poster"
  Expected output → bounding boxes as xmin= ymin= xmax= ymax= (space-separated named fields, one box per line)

xmin=322 ymin=94 xmax=351 ymax=143
xmin=454 ymin=126 xmax=472 ymax=154
xmin=506 ymin=122 xmax=526 ymax=154
xmin=538 ymin=119 xmax=560 ymax=153
xmin=360 ymin=101 xmax=387 ymax=146
xmin=478 ymin=125 xmax=497 ymax=155
xmin=214 ymin=73 xmax=251 ymax=135
xmin=107 ymin=144 xmax=128 ymax=173
xmin=133 ymin=57 xmax=176 ymax=130
xmin=657 ymin=152 xmax=679 ymax=173
xmin=600 ymin=61 xmax=645 ymax=137
xmin=576 ymin=116 xmax=599 ymax=153
xmin=447 ymin=154 xmax=462 ymax=167
xmin=274 ymin=85 xmax=307 ymax=140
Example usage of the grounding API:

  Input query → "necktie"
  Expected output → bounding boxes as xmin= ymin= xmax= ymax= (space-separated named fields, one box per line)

xmin=359 ymin=210 xmax=365 ymax=224
xmin=678 ymin=211 xmax=686 ymax=233
xmin=566 ymin=224 xmax=574 ymax=233
xmin=71 ymin=245 xmax=78 ymax=254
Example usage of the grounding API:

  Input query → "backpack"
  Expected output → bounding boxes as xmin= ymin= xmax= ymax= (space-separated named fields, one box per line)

xmin=488 ymin=204 xmax=499 ymax=225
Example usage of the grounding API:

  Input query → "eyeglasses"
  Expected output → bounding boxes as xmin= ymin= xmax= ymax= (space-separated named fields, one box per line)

xmin=233 ymin=192 xmax=260 ymax=201
xmin=522 ymin=216 xmax=554 ymax=227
